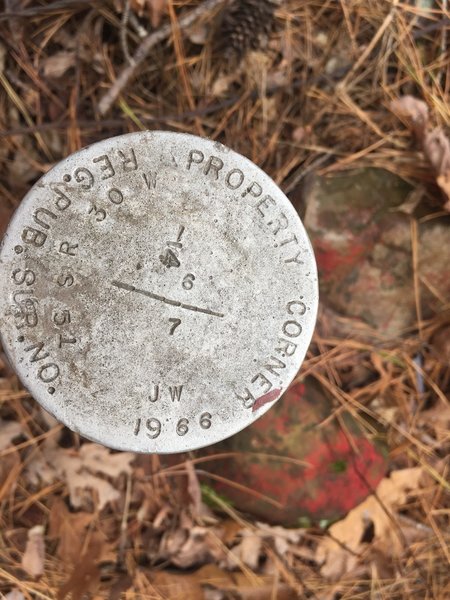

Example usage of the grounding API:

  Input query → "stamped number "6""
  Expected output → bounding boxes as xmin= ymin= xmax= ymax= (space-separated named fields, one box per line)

xmin=176 ymin=412 xmax=212 ymax=436
xmin=182 ymin=273 xmax=195 ymax=290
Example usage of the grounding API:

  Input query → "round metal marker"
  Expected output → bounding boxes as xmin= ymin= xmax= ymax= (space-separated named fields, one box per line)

xmin=0 ymin=132 xmax=318 ymax=453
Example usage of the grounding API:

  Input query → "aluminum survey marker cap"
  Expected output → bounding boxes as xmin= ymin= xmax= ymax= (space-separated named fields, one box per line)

xmin=0 ymin=132 xmax=318 ymax=453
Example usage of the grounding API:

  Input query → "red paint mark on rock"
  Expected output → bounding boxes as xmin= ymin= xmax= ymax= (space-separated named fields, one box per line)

xmin=253 ymin=388 xmax=281 ymax=412
xmin=315 ymin=240 xmax=367 ymax=279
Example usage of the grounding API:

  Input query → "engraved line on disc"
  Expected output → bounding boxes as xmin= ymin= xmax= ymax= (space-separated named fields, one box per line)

xmin=111 ymin=280 xmax=225 ymax=318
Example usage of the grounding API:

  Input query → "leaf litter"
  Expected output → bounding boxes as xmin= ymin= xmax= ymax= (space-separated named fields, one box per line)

xmin=24 ymin=440 xmax=135 ymax=510
xmin=316 ymin=467 xmax=424 ymax=580
xmin=0 ymin=0 xmax=449 ymax=598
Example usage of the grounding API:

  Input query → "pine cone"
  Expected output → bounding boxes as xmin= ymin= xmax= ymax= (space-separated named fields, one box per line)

xmin=218 ymin=0 xmax=280 ymax=60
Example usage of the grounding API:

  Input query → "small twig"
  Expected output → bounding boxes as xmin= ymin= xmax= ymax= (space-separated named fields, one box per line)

xmin=98 ymin=0 xmax=225 ymax=116
xmin=120 ymin=0 xmax=134 ymax=66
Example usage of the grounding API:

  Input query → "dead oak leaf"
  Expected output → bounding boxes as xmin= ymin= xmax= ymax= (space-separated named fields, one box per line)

xmin=25 ymin=442 xmax=135 ymax=510
xmin=56 ymin=534 xmax=104 ymax=600
xmin=315 ymin=467 xmax=423 ymax=581
xmin=226 ymin=530 xmax=262 ymax=570
xmin=255 ymin=522 xmax=303 ymax=556
xmin=78 ymin=443 xmax=135 ymax=479
xmin=49 ymin=499 xmax=94 ymax=564
xmin=159 ymin=525 xmax=226 ymax=569
xmin=227 ymin=523 xmax=303 ymax=570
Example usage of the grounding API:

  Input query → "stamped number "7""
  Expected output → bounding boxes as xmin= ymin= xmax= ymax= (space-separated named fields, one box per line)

xmin=169 ymin=318 xmax=181 ymax=335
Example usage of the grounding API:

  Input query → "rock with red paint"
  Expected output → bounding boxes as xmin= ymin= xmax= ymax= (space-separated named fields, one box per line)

xmin=299 ymin=168 xmax=450 ymax=337
xmin=203 ymin=378 xmax=387 ymax=525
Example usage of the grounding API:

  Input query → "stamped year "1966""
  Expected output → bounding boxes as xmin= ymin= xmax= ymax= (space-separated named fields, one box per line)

xmin=134 ymin=411 xmax=213 ymax=439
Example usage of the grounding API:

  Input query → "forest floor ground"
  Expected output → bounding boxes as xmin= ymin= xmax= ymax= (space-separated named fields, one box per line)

xmin=0 ymin=1 xmax=449 ymax=599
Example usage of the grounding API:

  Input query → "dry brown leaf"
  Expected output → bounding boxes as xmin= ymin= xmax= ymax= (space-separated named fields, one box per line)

xmin=424 ymin=128 xmax=450 ymax=205
xmin=0 ymin=419 xmax=23 ymax=451
xmin=159 ymin=527 xmax=187 ymax=558
xmin=25 ymin=441 xmax=135 ymax=510
xmin=49 ymin=499 xmax=94 ymax=564
xmin=239 ymin=533 xmax=262 ymax=570
xmin=78 ymin=443 xmax=135 ymax=478
xmin=427 ymin=132 xmax=450 ymax=205
xmin=21 ymin=525 xmax=45 ymax=578
xmin=226 ymin=523 xmax=303 ymax=571
xmin=218 ymin=519 xmax=243 ymax=545
xmin=42 ymin=51 xmax=76 ymax=78
xmin=390 ymin=95 xmax=428 ymax=139
xmin=227 ymin=530 xmax=262 ymax=570
xmin=424 ymin=127 xmax=450 ymax=174
xmin=25 ymin=443 xmax=59 ymax=487
xmin=160 ymin=525 xmax=225 ymax=569
xmin=316 ymin=468 xmax=423 ymax=581
xmin=391 ymin=95 xmax=450 ymax=205
xmin=418 ymin=402 xmax=450 ymax=444
xmin=56 ymin=460 xmax=124 ymax=510
xmin=255 ymin=523 xmax=303 ymax=556
xmin=56 ymin=534 xmax=104 ymax=600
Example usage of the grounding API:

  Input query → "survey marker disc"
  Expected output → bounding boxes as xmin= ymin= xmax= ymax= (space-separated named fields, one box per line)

xmin=0 ymin=132 xmax=318 ymax=452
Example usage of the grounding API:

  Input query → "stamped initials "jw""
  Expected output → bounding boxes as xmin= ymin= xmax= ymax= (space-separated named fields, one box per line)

xmin=149 ymin=384 xmax=184 ymax=402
